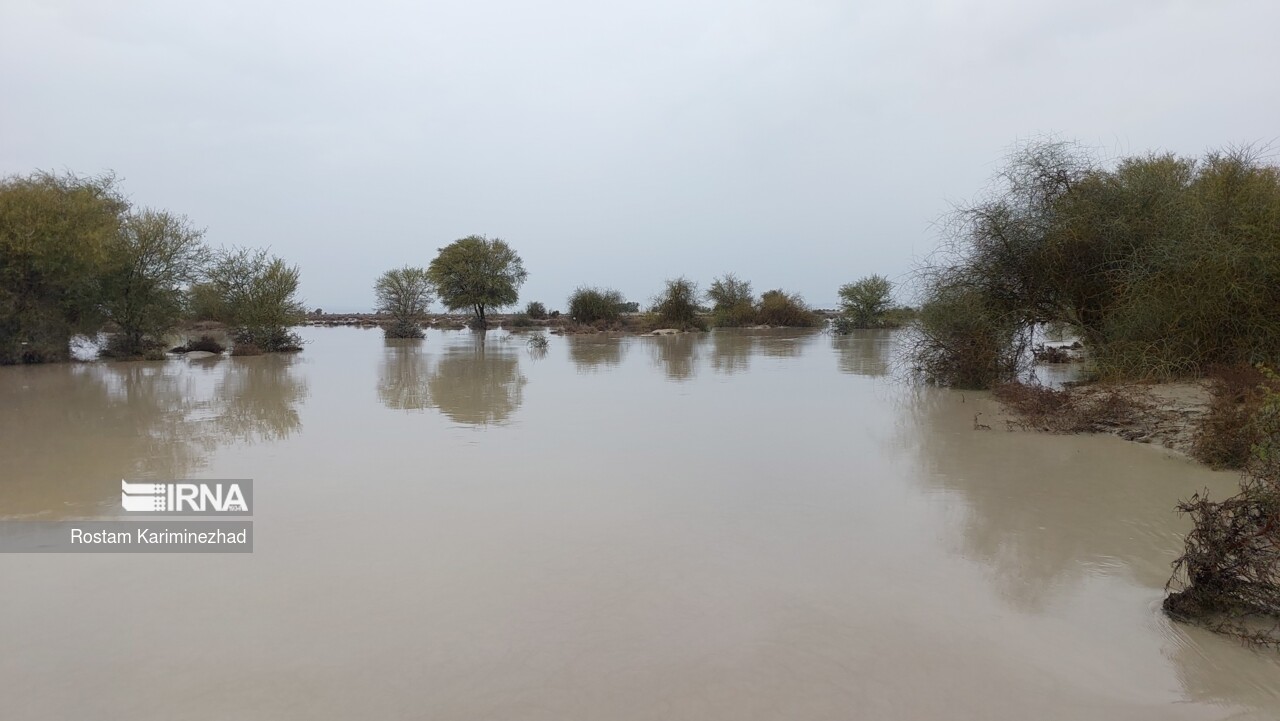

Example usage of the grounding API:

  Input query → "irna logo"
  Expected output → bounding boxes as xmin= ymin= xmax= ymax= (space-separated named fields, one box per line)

xmin=121 ymin=480 xmax=252 ymax=515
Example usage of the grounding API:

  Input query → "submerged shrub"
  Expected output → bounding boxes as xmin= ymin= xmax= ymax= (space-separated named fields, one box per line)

xmin=184 ymin=334 xmax=227 ymax=354
xmin=207 ymin=247 xmax=306 ymax=352
xmin=567 ymin=287 xmax=624 ymax=324
xmin=755 ymin=289 xmax=822 ymax=328
xmin=651 ymin=277 xmax=706 ymax=330
xmin=232 ymin=326 xmax=302 ymax=353
xmin=374 ymin=266 xmax=432 ymax=339
xmin=100 ymin=333 xmax=167 ymax=359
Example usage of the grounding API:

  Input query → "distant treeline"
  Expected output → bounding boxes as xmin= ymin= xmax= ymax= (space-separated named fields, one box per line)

xmin=0 ymin=171 xmax=305 ymax=363
xmin=374 ymin=247 xmax=914 ymax=338
xmin=1 ymin=170 xmax=912 ymax=361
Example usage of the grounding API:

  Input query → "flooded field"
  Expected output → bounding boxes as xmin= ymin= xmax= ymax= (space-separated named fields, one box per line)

xmin=2 ymin=326 xmax=1278 ymax=720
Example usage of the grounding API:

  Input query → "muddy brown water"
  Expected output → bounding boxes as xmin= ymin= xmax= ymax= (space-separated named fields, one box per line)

xmin=1 ymin=327 xmax=1278 ymax=720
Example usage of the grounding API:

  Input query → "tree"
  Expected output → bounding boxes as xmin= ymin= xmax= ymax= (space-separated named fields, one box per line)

xmin=425 ymin=235 xmax=527 ymax=327
xmin=374 ymin=266 xmax=433 ymax=338
xmin=100 ymin=209 xmax=208 ymax=357
xmin=651 ymin=277 xmax=705 ymax=330
xmin=206 ymin=247 xmax=306 ymax=352
xmin=567 ymin=286 xmax=624 ymax=324
xmin=706 ymin=273 xmax=756 ymax=327
xmin=837 ymin=274 xmax=894 ymax=329
xmin=0 ymin=171 xmax=127 ymax=363
xmin=755 ymin=289 xmax=822 ymax=328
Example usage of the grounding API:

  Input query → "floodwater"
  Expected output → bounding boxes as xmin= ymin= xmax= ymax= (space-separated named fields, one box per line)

xmin=1 ymin=327 xmax=1278 ymax=720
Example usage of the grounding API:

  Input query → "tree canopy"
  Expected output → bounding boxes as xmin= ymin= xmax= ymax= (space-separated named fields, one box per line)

xmin=0 ymin=171 xmax=127 ymax=362
xmin=425 ymin=235 xmax=527 ymax=325
xmin=838 ymin=275 xmax=894 ymax=329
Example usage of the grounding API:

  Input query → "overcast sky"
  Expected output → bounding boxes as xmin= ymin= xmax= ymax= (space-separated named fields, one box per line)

xmin=2 ymin=1 xmax=1277 ymax=311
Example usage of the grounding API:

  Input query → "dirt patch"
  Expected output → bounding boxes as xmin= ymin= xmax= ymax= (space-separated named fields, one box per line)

xmin=993 ymin=379 xmax=1212 ymax=457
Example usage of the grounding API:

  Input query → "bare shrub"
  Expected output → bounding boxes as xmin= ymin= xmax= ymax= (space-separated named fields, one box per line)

xmin=909 ymin=284 xmax=1031 ymax=389
xmin=184 ymin=334 xmax=226 ymax=354
xmin=651 ymin=278 xmax=706 ymax=331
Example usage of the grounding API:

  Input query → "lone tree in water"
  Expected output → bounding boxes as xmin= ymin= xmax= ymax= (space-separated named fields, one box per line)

xmin=374 ymin=266 xmax=433 ymax=338
xmin=206 ymin=247 xmax=306 ymax=353
xmin=426 ymin=235 xmax=527 ymax=328
xmin=837 ymin=274 xmax=894 ymax=329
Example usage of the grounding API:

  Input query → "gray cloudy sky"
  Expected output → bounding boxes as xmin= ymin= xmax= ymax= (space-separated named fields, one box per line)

xmin=2 ymin=1 xmax=1277 ymax=311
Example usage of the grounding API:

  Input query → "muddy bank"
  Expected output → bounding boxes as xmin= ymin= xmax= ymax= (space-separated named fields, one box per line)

xmin=992 ymin=380 xmax=1213 ymax=459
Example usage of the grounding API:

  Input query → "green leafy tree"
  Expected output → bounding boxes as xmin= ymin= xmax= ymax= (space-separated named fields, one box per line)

xmin=188 ymin=281 xmax=228 ymax=322
xmin=374 ymin=266 xmax=433 ymax=338
xmin=100 ymin=209 xmax=209 ymax=357
xmin=0 ymin=171 xmax=127 ymax=363
xmin=426 ymin=235 xmax=527 ymax=326
xmin=706 ymin=273 xmax=757 ymax=327
xmin=207 ymin=247 xmax=306 ymax=352
xmin=837 ymin=274 xmax=894 ymax=329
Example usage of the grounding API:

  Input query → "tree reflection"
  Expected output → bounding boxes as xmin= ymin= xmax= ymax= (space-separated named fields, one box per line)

xmin=902 ymin=386 xmax=1232 ymax=611
xmin=377 ymin=339 xmax=433 ymax=410
xmin=208 ymin=356 xmax=307 ymax=443
xmin=709 ymin=331 xmax=755 ymax=375
xmin=567 ymin=335 xmax=626 ymax=373
xmin=0 ymin=355 xmax=308 ymax=518
xmin=833 ymin=328 xmax=894 ymax=377
xmin=647 ymin=333 xmax=705 ymax=381
xmin=756 ymin=329 xmax=820 ymax=358
xmin=425 ymin=334 xmax=527 ymax=425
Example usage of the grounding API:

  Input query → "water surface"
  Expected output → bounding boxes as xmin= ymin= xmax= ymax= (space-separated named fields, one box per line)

xmin=1 ymin=327 xmax=1277 ymax=720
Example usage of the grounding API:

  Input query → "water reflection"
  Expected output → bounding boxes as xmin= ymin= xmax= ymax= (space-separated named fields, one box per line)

xmin=756 ymin=329 xmax=820 ymax=358
xmin=647 ymin=333 xmax=705 ymax=381
xmin=211 ymin=356 xmax=308 ymax=443
xmin=0 ymin=356 xmax=308 ymax=518
xmin=710 ymin=331 xmax=755 ymax=374
xmin=902 ymin=387 xmax=1229 ymax=610
xmin=378 ymin=340 xmax=433 ymax=411
xmin=567 ymin=335 xmax=626 ymax=373
xmin=425 ymin=334 xmax=527 ymax=425
xmin=833 ymin=329 xmax=893 ymax=377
